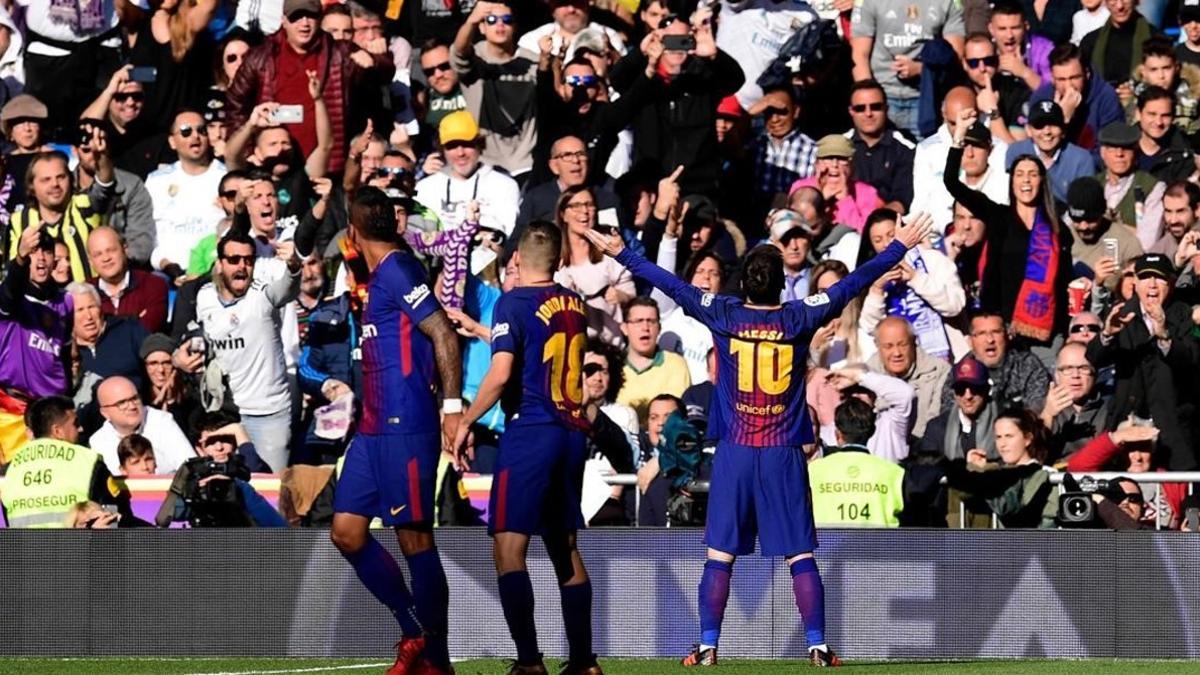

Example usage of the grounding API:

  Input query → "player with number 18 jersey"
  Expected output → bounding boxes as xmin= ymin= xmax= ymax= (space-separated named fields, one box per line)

xmin=488 ymin=283 xmax=590 ymax=535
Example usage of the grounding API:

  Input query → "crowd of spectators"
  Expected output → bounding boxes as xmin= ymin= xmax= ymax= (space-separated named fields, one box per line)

xmin=0 ymin=0 xmax=1198 ymax=532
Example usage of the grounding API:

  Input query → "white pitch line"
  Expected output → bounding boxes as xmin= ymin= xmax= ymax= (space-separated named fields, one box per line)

xmin=183 ymin=662 xmax=391 ymax=675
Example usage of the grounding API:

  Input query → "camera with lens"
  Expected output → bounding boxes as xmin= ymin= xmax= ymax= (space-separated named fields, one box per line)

xmin=1057 ymin=475 xmax=1125 ymax=528
xmin=182 ymin=454 xmax=252 ymax=527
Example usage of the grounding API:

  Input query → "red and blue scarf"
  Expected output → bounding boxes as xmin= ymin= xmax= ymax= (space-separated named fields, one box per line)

xmin=1011 ymin=208 xmax=1058 ymax=342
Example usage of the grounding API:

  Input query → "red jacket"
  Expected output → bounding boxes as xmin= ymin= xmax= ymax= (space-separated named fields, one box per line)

xmin=226 ymin=31 xmax=395 ymax=175
xmin=1066 ymin=432 xmax=1188 ymax=527
xmin=92 ymin=269 xmax=169 ymax=334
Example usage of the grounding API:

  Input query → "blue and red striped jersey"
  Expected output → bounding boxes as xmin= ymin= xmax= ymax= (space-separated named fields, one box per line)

xmin=359 ymin=250 xmax=439 ymax=435
xmin=490 ymin=284 xmax=590 ymax=430
xmin=615 ymin=241 xmax=909 ymax=447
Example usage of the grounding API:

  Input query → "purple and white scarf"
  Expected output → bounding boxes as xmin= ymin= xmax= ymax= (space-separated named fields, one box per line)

xmin=49 ymin=0 xmax=106 ymax=32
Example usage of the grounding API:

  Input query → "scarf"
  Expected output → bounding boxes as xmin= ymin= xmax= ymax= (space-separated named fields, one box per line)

xmin=0 ymin=174 xmax=13 ymax=229
xmin=477 ymin=56 xmax=537 ymax=138
xmin=1011 ymin=208 xmax=1058 ymax=342
xmin=884 ymin=249 xmax=952 ymax=361
xmin=49 ymin=0 xmax=106 ymax=32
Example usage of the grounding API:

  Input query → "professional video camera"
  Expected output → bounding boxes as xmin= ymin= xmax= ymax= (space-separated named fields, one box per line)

xmin=182 ymin=455 xmax=253 ymax=527
xmin=1057 ymin=474 xmax=1129 ymax=528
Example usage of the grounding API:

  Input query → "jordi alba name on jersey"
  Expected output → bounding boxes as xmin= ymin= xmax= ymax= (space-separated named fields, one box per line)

xmin=360 ymin=251 xmax=438 ymax=435
xmin=490 ymin=284 xmax=589 ymax=431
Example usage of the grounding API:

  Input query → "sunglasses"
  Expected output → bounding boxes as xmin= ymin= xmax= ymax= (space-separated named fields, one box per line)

xmin=177 ymin=123 xmax=208 ymax=138
xmin=762 ymin=105 xmax=790 ymax=118
xmin=953 ymin=383 xmax=986 ymax=396
xmin=287 ymin=10 xmax=320 ymax=22
xmin=566 ymin=74 xmax=599 ymax=87
xmin=422 ymin=62 xmax=452 ymax=77
xmin=443 ymin=140 xmax=475 ymax=150
xmin=374 ymin=166 xmax=409 ymax=177
xmin=484 ymin=14 xmax=514 ymax=25
xmin=1069 ymin=323 xmax=1102 ymax=334
xmin=220 ymin=254 xmax=254 ymax=265
xmin=850 ymin=102 xmax=884 ymax=113
xmin=201 ymin=434 xmax=237 ymax=448
xmin=1120 ymin=492 xmax=1145 ymax=505
xmin=220 ymin=189 xmax=239 ymax=200
xmin=583 ymin=362 xmax=606 ymax=377
xmin=113 ymin=91 xmax=145 ymax=103
xmin=965 ymin=55 xmax=1000 ymax=69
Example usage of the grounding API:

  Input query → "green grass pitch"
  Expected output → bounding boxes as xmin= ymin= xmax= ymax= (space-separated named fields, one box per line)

xmin=0 ymin=658 xmax=1193 ymax=674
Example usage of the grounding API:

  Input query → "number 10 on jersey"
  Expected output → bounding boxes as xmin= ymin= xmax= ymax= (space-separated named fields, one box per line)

xmin=730 ymin=339 xmax=793 ymax=396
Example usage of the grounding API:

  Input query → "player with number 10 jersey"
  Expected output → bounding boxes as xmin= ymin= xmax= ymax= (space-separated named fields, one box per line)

xmin=584 ymin=212 xmax=934 ymax=668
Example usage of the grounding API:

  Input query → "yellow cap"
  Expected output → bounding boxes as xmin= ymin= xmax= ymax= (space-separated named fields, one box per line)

xmin=439 ymin=110 xmax=479 ymax=145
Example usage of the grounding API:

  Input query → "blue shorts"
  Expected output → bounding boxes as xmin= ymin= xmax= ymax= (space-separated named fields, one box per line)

xmin=704 ymin=441 xmax=818 ymax=557
xmin=488 ymin=421 xmax=587 ymax=536
xmin=333 ymin=431 xmax=440 ymax=527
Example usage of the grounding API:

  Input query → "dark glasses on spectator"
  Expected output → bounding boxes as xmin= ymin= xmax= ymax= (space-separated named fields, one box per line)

xmin=1069 ymin=323 xmax=1102 ymax=334
xmin=583 ymin=363 xmax=606 ymax=377
xmin=287 ymin=10 xmax=320 ymax=22
xmin=484 ymin=14 xmax=514 ymax=25
xmin=965 ymin=56 xmax=999 ymax=69
xmin=443 ymin=140 xmax=474 ymax=150
xmin=761 ymin=105 xmax=789 ymax=118
xmin=201 ymin=434 xmax=237 ymax=448
xmin=1120 ymin=492 xmax=1145 ymax=504
xmin=566 ymin=74 xmax=599 ymax=87
xmin=177 ymin=123 xmax=207 ymax=138
xmin=220 ymin=189 xmax=239 ymax=200
xmin=374 ymin=166 xmax=409 ymax=177
xmin=422 ymin=62 xmax=452 ymax=77
xmin=850 ymin=102 xmax=884 ymax=113
xmin=113 ymin=91 xmax=145 ymax=103
xmin=952 ymin=383 xmax=986 ymax=396
xmin=220 ymin=254 xmax=254 ymax=265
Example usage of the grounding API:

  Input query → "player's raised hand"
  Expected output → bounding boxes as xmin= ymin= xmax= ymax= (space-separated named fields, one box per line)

xmin=581 ymin=226 xmax=625 ymax=257
xmin=894 ymin=211 xmax=933 ymax=249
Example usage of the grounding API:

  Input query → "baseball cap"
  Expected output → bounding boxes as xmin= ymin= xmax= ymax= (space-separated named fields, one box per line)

xmin=815 ymin=134 xmax=854 ymax=160
xmin=1066 ymin=177 xmax=1106 ymax=222
xmin=1135 ymin=253 xmax=1176 ymax=280
xmin=716 ymin=95 xmax=745 ymax=120
xmin=283 ymin=0 xmax=321 ymax=17
xmin=951 ymin=357 xmax=990 ymax=390
xmin=438 ymin=110 xmax=479 ymax=145
xmin=768 ymin=209 xmax=811 ymax=242
xmin=1182 ymin=0 xmax=1200 ymax=24
xmin=684 ymin=194 xmax=719 ymax=224
xmin=1028 ymin=100 xmax=1064 ymax=129
xmin=204 ymin=91 xmax=227 ymax=123
xmin=139 ymin=333 xmax=177 ymax=361
xmin=1098 ymin=122 xmax=1140 ymax=148
xmin=962 ymin=121 xmax=992 ymax=148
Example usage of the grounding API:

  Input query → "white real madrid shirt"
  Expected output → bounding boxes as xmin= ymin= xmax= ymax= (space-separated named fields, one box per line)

xmin=195 ymin=271 xmax=299 ymax=416
xmin=145 ymin=160 xmax=228 ymax=270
